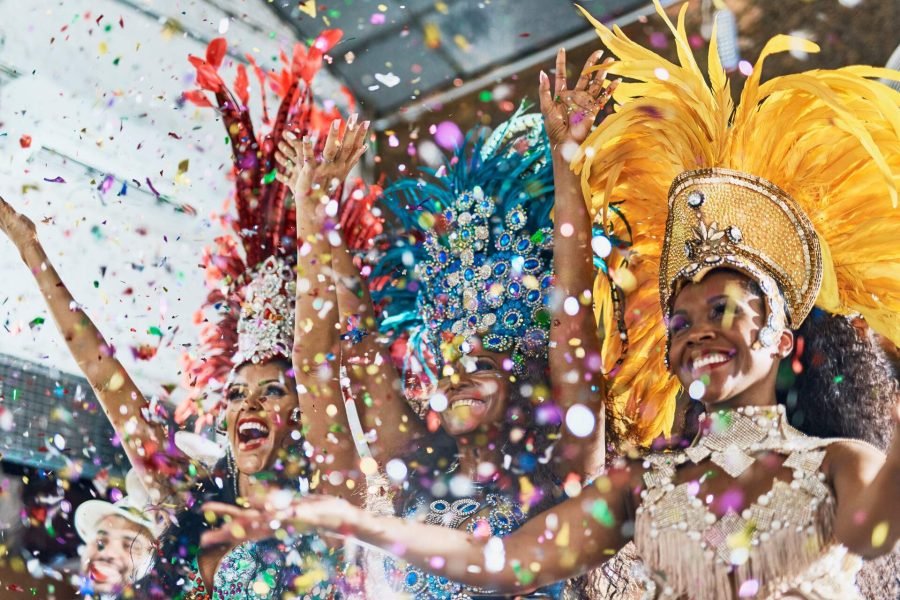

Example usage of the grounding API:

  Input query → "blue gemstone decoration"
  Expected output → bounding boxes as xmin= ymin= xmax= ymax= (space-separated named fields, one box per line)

xmin=523 ymin=257 xmax=540 ymax=272
xmin=462 ymin=502 xmax=478 ymax=514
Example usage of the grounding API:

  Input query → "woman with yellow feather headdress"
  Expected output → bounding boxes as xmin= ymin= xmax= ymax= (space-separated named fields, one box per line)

xmin=233 ymin=2 xmax=900 ymax=599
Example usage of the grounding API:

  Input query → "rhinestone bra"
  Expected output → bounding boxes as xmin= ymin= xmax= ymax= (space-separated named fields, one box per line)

xmin=634 ymin=405 xmax=861 ymax=600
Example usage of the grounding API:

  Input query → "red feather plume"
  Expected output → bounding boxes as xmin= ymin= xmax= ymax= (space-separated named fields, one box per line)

xmin=178 ymin=29 xmax=380 ymax=427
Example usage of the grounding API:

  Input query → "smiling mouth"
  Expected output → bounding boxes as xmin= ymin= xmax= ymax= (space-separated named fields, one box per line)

xmin=448 ymin=398 xmax=486 ymax=410
xmin=236 ymin=418 xmax=271 ymax=449
xmin=689 ymin=351 xmax=734 ymax=376
xmin=89 ymin=562 xmax=118 ymax=583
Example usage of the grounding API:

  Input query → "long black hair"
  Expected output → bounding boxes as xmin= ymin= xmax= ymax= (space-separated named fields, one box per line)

xmin=127 ymin=457 xmax=237 ymax=599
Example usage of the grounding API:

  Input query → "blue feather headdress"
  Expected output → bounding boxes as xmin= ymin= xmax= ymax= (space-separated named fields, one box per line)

xmin=371 ymin=110 xmax=555 ymax=380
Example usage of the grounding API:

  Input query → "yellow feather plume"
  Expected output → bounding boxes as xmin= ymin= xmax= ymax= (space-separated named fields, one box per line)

xmin=574 ymin=1 xmax=900 ymax=445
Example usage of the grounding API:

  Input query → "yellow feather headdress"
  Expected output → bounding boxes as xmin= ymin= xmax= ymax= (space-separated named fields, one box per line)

xmin=574 ymin=1 xmax=900 ymax=445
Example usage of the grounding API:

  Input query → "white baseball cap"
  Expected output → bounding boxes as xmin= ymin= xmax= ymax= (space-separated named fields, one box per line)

xmin=75 ymin=469 xmax=166 ymax=541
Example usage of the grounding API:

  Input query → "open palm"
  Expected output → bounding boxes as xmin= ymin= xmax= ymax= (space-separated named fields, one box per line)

xmin=539 ymin=48 xmax=618 ymax=148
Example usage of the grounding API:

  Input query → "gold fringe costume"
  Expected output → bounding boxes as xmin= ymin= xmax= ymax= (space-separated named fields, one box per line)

xmin=569 ymin=1 xmax=900 ymax=597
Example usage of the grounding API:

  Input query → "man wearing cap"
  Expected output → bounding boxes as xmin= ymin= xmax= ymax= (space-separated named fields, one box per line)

xmin=74 ymin=470 xmax=164 ymax=598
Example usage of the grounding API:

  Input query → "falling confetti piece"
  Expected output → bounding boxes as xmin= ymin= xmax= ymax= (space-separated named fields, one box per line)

xmin=43 ymin=176 xmax=66 ymax=183
xmin=871 ymin=521 xmax=889 ymax=547
xmin=374 ymin=72 xmax=400 ymax=88
xmin=18 ymin=135 xmax=32 ymax=148
xmin=28 ymin=317 xmax=45 ymax=329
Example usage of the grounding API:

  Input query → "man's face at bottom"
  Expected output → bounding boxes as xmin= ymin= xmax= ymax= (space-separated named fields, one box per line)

xmin=81 ymin=514 xmax=154 ymax=595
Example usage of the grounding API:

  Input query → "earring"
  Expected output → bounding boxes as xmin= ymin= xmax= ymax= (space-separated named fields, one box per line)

xmin=289 ymin=407 xmax=301 ymax=424
xmin=225 ymin=446 xmax=240 ymax=498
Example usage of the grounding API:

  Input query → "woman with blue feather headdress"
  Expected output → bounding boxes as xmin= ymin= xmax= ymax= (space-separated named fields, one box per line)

xmin=201 ymin=49 xmax=622 ymax=599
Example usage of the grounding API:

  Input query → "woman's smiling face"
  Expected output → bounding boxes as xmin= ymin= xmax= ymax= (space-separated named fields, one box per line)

xmin=223 ymin=360 xmax=299 ymax=474
xmin=668 ymin=269 xmax=793 ymax=408
xmin=436 ymin=342 xmax=512 ymax=437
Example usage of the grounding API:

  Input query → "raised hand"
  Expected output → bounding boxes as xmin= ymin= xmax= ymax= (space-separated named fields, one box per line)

xmin=275 ymin=114 xmax=369 ymax=199
xmin=538 ymin=48 xmax=618 ymax=148
xmin=200 ymin=493 xmax=357 ymax=548
xmin=0 ymin=195 xmax=37 ymax=248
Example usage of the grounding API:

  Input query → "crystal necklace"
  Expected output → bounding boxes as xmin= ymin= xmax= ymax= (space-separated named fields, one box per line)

xmin=683 ymin=404 xmax=808 ymax=477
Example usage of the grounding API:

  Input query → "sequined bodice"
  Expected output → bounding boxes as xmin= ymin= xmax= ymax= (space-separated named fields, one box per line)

xmin=633 ymin=406 xmax=861 ymax=600
xmin=389 ymin=492 xmax=528 ymax=599
xmin=185 ymin=536 xmax=343 ymax=600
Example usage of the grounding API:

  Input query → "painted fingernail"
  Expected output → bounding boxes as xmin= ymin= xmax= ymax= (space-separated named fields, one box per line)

xmin=361 ymin=120 xmax=370 ymax=129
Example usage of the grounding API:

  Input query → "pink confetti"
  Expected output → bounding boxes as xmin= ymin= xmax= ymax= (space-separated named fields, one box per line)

xmin=434 ymin=121 xmax=463 ymax=150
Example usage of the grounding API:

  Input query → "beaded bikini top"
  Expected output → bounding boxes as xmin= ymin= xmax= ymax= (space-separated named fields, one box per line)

xmin=634 ymin=405 xmax=861 ymax=600
xmin=390 ymin=491 xmax=526 ymax=600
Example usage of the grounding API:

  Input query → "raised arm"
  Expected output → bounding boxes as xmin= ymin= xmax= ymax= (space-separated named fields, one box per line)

xmin=0 ymin=196 xmax=180 ymax=500
xmin=539 ymin=49 xmax=618 ymax=479
xmin=203 ymin=462 xmax=637 ymax=592
xmin=282 ymin=123 xmax=368 ymax=499
xmin=277 ymin=118 xmax=426 ymax=470
xmin=830 ymin=401 xmax=900 ymax=557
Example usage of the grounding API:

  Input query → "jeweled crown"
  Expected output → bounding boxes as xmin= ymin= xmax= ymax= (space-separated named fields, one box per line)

xmin=417 ymin=184 xmax=553 ymax=367
xmin=234 ymin=255 xmax=296 ymax=366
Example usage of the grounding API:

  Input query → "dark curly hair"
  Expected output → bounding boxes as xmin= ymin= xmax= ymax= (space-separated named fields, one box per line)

xmin=776 ymin=310 xmax=899 ymax=600
xmin=778 ymin=308 xmax=898 ymax=450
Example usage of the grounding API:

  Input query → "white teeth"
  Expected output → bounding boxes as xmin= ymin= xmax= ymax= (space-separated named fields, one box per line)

xmin=449 ymin=398 xmax=484 ymax=409
xmin=238 ymin=422 xmax=269 ymax=434
xmin=692 ymin=353 xmax=731 ymax=370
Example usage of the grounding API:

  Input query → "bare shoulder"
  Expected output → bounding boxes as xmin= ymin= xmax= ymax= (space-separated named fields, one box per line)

xmin=823 ymin=438 xmax=885 ymax=480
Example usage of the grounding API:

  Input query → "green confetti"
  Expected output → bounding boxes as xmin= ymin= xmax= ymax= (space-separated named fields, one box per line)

xmin=478 ymin=90 xmax=492 ymax=102
xmin=591 ymin=499 xmax=615 ymax=527
xmin=28 ymin=317 xmax=45 ymax=329
xmin=363 ymin=392 xmax=374 ymax=408
xmin=263 ymin=168 xmax=278 ymax=184
xmin=833 ymin=375 xmax=844 ymax=383
xmin=147 ymin=326 xmax=163 ymax=337
xmin=93 ymin=280 xmax=99 ymax=288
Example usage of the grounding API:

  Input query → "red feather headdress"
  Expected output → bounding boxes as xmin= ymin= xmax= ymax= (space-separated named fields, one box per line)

xmin=176 ymin=32 xmax=382 ymax=429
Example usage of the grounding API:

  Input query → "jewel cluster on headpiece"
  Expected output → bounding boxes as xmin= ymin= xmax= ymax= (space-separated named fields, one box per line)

xmin=373 ymin=110 xmax=555 ymax=376
xmin=417 ymin=185 xmax=553 ymax=365
xmin=233 ymin=255 xmax=296 ymax=366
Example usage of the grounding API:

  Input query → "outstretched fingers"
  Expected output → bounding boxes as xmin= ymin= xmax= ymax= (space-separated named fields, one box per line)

xmin=575 ymin=50 xmax=604 ymax=92
xmin=554 ymin=47 xmax=568 ymax=96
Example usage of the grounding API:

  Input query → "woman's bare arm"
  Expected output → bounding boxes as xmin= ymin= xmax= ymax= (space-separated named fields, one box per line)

xmin=0 ymin=195 xmax=180 ymax=500
xmin=278 ymin=120 xmax=426 ymax=470
xmin=539 ymin=49 xmax=618 ymax=480
xmin=830 ymin=404 xmax=900 ymax=557
xmin=284 ymin=124 xmax=368 ymax=499
xmin=203 ymin=462 xmax=637 ymax=592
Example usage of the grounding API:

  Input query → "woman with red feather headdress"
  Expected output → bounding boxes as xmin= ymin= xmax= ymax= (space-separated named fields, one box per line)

xmin=0 ymin=29 xmax=377 ymax=598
